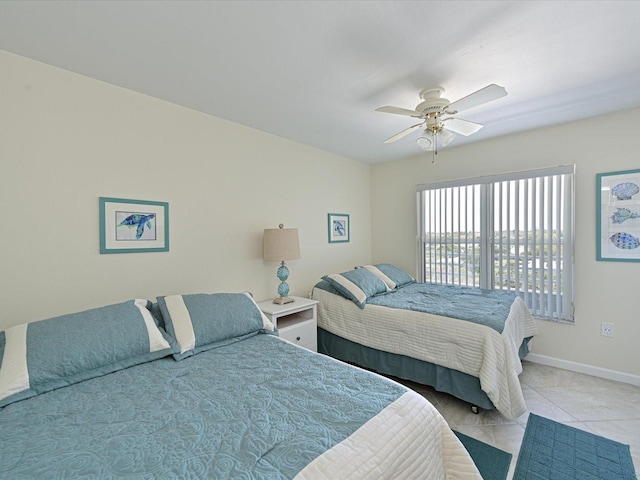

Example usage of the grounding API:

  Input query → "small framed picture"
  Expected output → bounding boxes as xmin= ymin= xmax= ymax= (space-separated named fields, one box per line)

xmin=99 ymin=197 xmax=169 ymax=254
xmin=596 ymin=168 xmax=640 ymax=262
xmin=328 ymin=213 xmax=350 ymax=243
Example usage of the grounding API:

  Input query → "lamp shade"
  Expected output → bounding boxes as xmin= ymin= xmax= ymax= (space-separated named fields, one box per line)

xmin=263 ymin=225 xmax=301 ymax=262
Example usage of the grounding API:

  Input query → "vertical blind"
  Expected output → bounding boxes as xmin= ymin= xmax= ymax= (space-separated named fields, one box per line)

xmin=416 ymin=165 xmax=575 ymax=322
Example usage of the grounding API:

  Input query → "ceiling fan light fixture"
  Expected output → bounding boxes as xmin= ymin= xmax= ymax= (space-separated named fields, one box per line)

xmin=439 ymin=128 xmax=456 ymax=147
xmin=416 ymin=133 xmax=435 ymax=151
xmin=416 ymin=128 xmax=455 ymax=151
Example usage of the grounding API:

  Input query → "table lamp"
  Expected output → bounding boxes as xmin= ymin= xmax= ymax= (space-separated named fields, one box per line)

xmin=263 ymin=224 xmax=301 ymax=304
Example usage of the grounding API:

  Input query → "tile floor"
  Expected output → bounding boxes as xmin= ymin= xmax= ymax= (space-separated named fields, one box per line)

xmin=395 ymin=361 xmax=640 ymax=479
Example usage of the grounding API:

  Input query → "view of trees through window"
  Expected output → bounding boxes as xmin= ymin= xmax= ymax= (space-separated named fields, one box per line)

xmin=424 ymin=229 xmax=564 ymax=293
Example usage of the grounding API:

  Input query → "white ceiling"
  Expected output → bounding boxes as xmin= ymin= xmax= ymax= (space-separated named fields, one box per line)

xmin=2 ymin=1 xmax=640 ymax=164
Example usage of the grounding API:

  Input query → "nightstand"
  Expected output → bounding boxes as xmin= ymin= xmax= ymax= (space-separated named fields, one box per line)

xmin=258 ymin=296 xmax=319 ymax=352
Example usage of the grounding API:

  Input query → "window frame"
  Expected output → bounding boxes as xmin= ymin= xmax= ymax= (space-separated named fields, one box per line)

xmin=416 ymin=165 xmax=575 ymax=323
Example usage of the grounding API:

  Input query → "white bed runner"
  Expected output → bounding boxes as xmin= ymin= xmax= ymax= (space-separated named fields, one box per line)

xmin=296 ymin=390 xmax=482 ymax=479
xmin=314 ymin=288 xmax=538 ymax=420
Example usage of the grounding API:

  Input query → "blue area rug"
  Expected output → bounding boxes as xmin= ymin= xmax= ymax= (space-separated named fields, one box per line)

xmin=454 ymin=430 xmax=512 ymax=480
xmin=513 ymin=413 xmax=637 ymax=479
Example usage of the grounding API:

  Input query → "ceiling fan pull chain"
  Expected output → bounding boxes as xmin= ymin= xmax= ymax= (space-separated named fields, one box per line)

xmin=432 ymin=131 xmax=438 ymax=163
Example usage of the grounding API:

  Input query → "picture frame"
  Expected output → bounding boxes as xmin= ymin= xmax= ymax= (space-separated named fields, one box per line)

xmin=596 ymin=168 xmax=640 ymax=262
xmin=99 ymin=197 xmax=169 ymax=254
xmin=328 ymin=213 xmax=350 ymax=243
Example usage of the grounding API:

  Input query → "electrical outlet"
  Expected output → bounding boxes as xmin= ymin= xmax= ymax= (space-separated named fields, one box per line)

xmin=601 ymin=322 xmax=615 ymax=337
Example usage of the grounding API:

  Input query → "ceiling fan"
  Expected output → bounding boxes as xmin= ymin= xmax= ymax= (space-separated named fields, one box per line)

xmin=375 ymin=84 xmax=507 ymax=154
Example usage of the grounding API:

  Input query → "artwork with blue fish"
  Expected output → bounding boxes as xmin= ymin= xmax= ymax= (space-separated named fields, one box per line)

xmin=610 ymin=207 xmax=640 ymax=224
xmin=117 ymin=213 xmax=156 ymax=240
xmin=609 ymin=232 xmax=640 ymax=250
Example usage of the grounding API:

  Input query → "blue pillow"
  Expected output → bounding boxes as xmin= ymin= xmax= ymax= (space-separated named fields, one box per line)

xmin=358 ymin=265 xmax=398 ymax=289
xmin=322 ymin=268 xmax=389 ymax=308
xmin=374 ymin=263 xmax=416 ymax=288
xmin=157 ymin=292 xmax=274 ymax=361
xmin=0 ymin=299 xmax=177 ymax=408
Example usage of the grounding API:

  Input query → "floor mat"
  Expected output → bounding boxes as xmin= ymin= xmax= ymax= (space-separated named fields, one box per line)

xmin=513 ymin=413 xmax=636 ymax=479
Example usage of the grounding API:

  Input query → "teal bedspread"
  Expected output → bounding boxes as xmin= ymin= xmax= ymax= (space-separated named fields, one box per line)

xmin=367 ymin=283 xmax=516 ymax=333
xmin=0 ymin=334 xmax=406 ymax=479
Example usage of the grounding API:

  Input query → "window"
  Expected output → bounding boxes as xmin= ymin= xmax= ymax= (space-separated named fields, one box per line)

xmin=416 ymin=165 xmax=575 ymax=322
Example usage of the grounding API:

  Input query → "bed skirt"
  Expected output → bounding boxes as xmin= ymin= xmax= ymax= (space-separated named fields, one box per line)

xmin=318 ymin=327 xmax=531 ymax=411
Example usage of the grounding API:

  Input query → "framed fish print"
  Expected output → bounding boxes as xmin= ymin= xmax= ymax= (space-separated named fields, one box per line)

xmin=328 ymin=213 xmax=350 ymax=243
xmin=596 ymin=168 xmax=640 ymax=262
xmin=99 ymin=197 xmax=169 ymax=254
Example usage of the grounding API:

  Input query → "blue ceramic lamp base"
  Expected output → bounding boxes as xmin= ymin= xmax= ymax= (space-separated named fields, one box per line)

xmin=273 ymin=262 xmax=295 ymax=304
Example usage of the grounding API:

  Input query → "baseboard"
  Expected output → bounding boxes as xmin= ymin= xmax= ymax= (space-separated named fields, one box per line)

xmin=525 ymin=353 xmax=640 ymax=387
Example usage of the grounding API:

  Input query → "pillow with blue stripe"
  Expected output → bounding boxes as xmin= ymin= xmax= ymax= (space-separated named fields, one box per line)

xmin=322 ymin=268 xmax=390 ymax=308
xmin=0 ymin=299 xmax=177 ymax=408
xmin=362 ymin=263 xmax=416 ymax=289
xmin=157 ymin=292 xmax=275 ymax=361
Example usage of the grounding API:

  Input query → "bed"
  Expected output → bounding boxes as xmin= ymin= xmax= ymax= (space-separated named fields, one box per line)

xmin=0 ymin=292 xmax=481 ymax=479
xmin=313 ymin=264 xmax=538 ymax=420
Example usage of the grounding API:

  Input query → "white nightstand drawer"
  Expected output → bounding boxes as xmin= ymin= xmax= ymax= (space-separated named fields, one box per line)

xmin=279 ymin=318 xmax=317 ymax=351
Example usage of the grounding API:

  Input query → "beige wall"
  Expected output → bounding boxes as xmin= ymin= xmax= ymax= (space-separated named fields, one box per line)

xmin=372 ymin=109 xmax=640 ymax=378
xmin=3 ymin=48 xmax=638 ymax=381
xmin=0 ymin=50 xmax=372 ymax=327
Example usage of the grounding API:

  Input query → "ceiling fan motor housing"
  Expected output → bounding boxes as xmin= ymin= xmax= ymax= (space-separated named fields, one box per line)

xmin=415 ymin=98 xmax=450 ymax=117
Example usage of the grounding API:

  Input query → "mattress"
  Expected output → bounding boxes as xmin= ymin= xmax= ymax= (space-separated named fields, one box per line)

xmin=313 ymin=285 xmax=538 ymax=420
xmin=0 ymin=333 xmax=481 ymax=479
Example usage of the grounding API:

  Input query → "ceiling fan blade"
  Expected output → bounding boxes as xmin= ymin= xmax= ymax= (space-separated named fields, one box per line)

xmin=443 ymin=118 xmax=483 ymax=136
xmin=375 ymin=105 xmax=423 ymax=117
xmin=447 ymin=84 xmax=507 ymax=113
xmin=383 ymin=122 xmax=425 ymax=143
